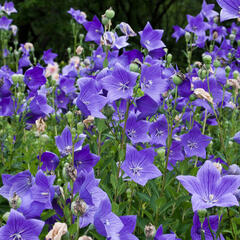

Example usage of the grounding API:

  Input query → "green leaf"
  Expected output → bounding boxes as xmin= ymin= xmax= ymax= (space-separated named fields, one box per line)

xmin=41 ymin=209 xmax=56 ymax=221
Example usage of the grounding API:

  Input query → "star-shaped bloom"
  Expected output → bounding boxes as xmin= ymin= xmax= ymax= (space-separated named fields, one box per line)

xmin=185 ymin=14 xmax=208 ymax=37
xmin=121 ymin=145 xmax=162 ymax=186
xmin=172 ymin=25 xmax=185 ymax=42
xmin=200 ymin=0 xmax=218 ymax=21
xmin=177 ymin=160 xmax=240 ymax=211
xmin=55 ymin=126 xmax=86 ymax=157
xmin=101 ymin=63 xmax=138 ymax=102
xmin=154 ymin=225 xmax=179 ymax=240
xmin=216 ymin=0 xmax=240 ymax=22
xmin=74 ymin=144 xmax=100 ymax=172
xmin=83 ymin=16 xmax=104 ymax=45
xmin=76 ymin=78 xmax=107 ymax=118
xmin=181 ymin=126 xmax=212 ymax=159
xmin=68 ymin=8 xmax=86 ymax=24
xmin=149 ymin=115 xmax=168 ymax=146
xmin=124 ymin=113 xmax=150 ymax=144
xmin=43 ymin=49 xmax=57 ymax=65
xmin=140 ymin=64 xmax=168 ymax=102
xmin=191 ymin=212 xmax=224 ymax=240
xmin=139 ymin=22 xmax=165 ymax=52
xmin=2 ymin=1 xmax=17 ymax=15
xmin=232 ymin=131 xmax=240 ymax=144
xmin=0 ymin=209 xmax=44 ymax=240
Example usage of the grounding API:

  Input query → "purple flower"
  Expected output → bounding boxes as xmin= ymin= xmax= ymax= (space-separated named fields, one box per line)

xmin=191 ymin=212 xmax=225 ymax=240
xmin=232 ymin=131 xmax=240 ymax=144
xmin=55 ymin=126 xmax=86 ymax=157
xmin=24 ymin=66 xmax=47 ymax=92
xmin=94 ymin=198 xmax=124 ymax=238
xmin=172 ymin=25 xmax=185 ymax=42
xmin=68 ymin=8 xmax=86 ymax=24
xmin=74 ymin=144 xmax=100 ymax=172
xmin=0 ymin=170 xmax=33 ymax=200
xmin=0 ymin=96 xmax=14 ymax=116
xmin=76 ymin=77 xmax=107 ymax=119
xmin=41 ymin=151 xmax=59 ymax=171
xmin=200 ymin=0 xmax=218 ymax=21
xmin=139 ymin=22 xmax=165 ymax=52
xmin=43 ymin=49 xmax=57 ymax=65
xmin=185 ymin=14 xmax=208 ymax=36
xmin=149 ymin=115 xmax=168 ymax=146
xmin=83 ymin=16 xmax=104 ymax=45
xmin=0 ymin=16 xmax=12 ymax=30
xmin=181 ymin=126 xmax=212 ymax=159
xmin=154 ymin=225 xmax=179 ymax=240
xmin=59 ymin=75 xmax=76 ymax=95
xmin=125 ymin=113 xmax=150 ymax=144
xmin=119 ymin=22 xmax=137 ymax=37
xmin=216 ymin=0 xmax=240 ymax=22
xmin=121 ymin=145 xmax=162 ymax=186
xmin=101 ymin=63 xmax=138 ymax=102
xmin=2 ymin=1 xmax=17 ymax=15
xmin=177 ymin=160 xmax=240 ymax=211
xmin=140 ymin=64 xmax=168 ymax=102
xmin=0 ymin=209 xmax=44 ymax=240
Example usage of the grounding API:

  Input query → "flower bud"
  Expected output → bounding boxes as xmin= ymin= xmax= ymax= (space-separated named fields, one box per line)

xmin=66 ymin=111 xmax=73 ymax=125
xmin=77 ymin=122 xmax=84 ymax=134
xmin=213 ymin=59 xmax=220 ymax=68
xmin=197 ymin=209 xmax=207 ymax=224
xmin=129 ymin=62 xmax=139 ymax=73
xmin=105 ymin=8 xmax=115 ymax=19
xmin=229 ymin=33 xmax=236 ymax=41
xmin=166 ymin=53 xmax=172 ymax=64
xmin=225 ymin=66 xmax=231 ymax=73
xmin=202 ymin=54 xmax=212 ymax=65
xmin=144 ymin=223 xmax=156 ymax=239
xmin=227 ymin=52 xmax=232 ymax=59
xmin=40 ymin=134 xmax=50 ymax=144
xmin=185 ymin=32 xmax=191 ymax=42
xmin=2 ymin=212 xmax=10 ymax=222
xmin=101 ymin=15 xmax=109 ymax=26
xmin=12 ymin=74 xmax=24 ymax=85
xmin=233 ymin=70 xmax=239 ymax=79
xmin=172 ymin=75 xmax=182 ymax=85
xmin=67 ymin=47 xmax=71 ymax=54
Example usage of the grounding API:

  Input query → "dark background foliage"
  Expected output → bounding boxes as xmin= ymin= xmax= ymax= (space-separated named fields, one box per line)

xmin=11 ymin=0 xmax=219 ymax=63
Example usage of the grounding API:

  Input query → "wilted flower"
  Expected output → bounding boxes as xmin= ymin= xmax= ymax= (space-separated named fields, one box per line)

xmin=35 ymin=117 xmax=46 ymax=134
xmin=76 ymin=45 xmax=84 ymax=55
xmin=144 ymin=223 xmax=156 ymax=238
xmin=46 ymin=222 xmax=68 ymax=240
xmin=78 ymin=236 xmax=93 ymax=240
xmin=119 ymin=22 xmax=136 ymax=37
xmin=83 ymin=115 xmax=94 ymax=128
xmin=194 ymin=88 xmax=213 ymax=104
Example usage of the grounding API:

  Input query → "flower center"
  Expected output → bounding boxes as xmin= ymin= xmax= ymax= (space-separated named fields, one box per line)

xmin=203 ymin=194 xmax=218 ymax=204
xmin=187 ymin=141 xmax=198 ymax=150
xmin=118 ymin=82 xmax=129 ymax=92
xmin=65 ymin=145 xmax=72 ymax=153
xmin=10 ymin=232 xmax=23 ymax=240
xmin=127 ymin=129 xmax=136 ymax=138
xmin=105 ymin=219 xmax=110 ymax=226
xmin=130 ymin=165 xmax=143 ymax=176
xmin=142 ymin=77 xmax=153 ymax=89
xmin=155 ymin=129 xmax=164 ymax=137
xmin=145 ymin=40 xmax=150 ymax=45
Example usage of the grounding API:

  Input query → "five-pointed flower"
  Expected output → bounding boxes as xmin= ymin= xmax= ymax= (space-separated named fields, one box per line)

xmin=181 ymin=126 xmax=212 ymax=159
xmin=101 ymin=63 xmax=138 ymax=102
xmin=0 ymin=209 xmax=44 ymax=240
xmin=177 ymin=160 xmax=240 ymax=211
xmin=121 ymin=145 xmax=162 ymax=186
